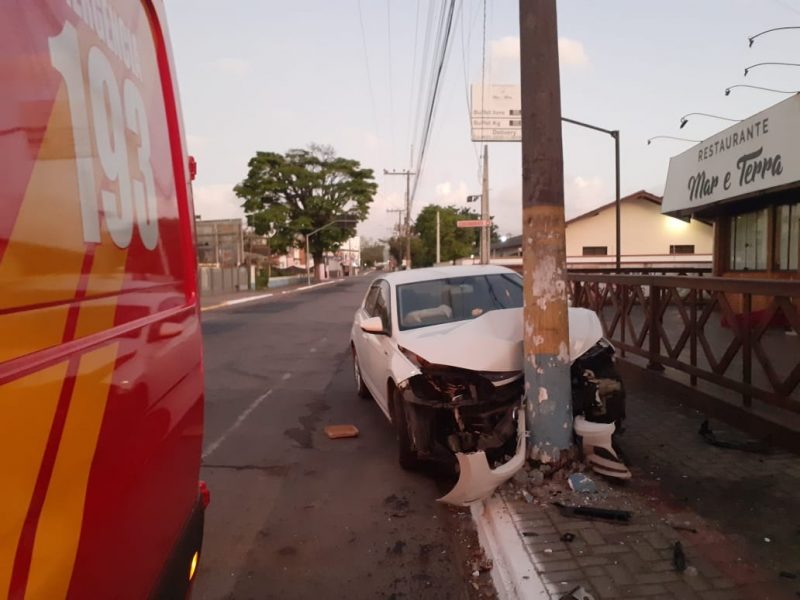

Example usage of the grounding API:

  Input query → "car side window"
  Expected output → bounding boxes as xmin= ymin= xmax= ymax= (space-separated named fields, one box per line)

xmin=375 ymin=281 xmax=391 ymax=333
xmin=363 ymin=285 xmax=380 ymax=316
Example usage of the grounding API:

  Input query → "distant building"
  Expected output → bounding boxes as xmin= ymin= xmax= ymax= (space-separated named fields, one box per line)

xmin=195 ymin=218 xmax=244 ymax=266
xmin=492 ymin=190 xmax=714 ymax=269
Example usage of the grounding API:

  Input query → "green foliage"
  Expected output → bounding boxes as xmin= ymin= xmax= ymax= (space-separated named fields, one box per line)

xmin=384 ymin=235 xmax=425 ymax=268
xmin=360 ymin=239 xmax=386 ymax=267
xmin=234 ymin=144 xmax=377 ymax=262
xmin=412 ymin=205 xmax=485 ymax=267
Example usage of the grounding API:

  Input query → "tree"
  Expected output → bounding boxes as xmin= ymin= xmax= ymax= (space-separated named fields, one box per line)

xmin=360 ymin=239 xmax=386 ymax=267
xmin=412 ymin=205 xmax=490 ymax=267
xmin=384 ymin=235 xmax=425 ymax=269
xmin=234 ymin=144 xmax=377 ymax=274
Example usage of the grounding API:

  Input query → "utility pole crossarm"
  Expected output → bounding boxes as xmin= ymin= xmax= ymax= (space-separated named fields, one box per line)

xmin=384 ymin=168 xmax=416 ymax=270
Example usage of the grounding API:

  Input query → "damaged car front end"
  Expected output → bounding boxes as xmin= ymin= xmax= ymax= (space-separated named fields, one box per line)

xmin=396 ymin=352 xmax=527 ymax=505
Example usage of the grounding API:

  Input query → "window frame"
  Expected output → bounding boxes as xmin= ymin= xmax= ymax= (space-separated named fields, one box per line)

xmin=582 ymin=246 xmax=608 ymax=256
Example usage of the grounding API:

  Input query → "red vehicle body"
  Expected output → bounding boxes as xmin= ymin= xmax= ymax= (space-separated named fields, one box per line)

xmin=1 ymin=1 xmax=205 ymax=598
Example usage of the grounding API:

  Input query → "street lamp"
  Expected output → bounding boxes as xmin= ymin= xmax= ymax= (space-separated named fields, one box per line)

xmin=744 ymin=62 xmax=800 ymax=77
xmin=647 ymin=136 xmax=701 ymax=145
xmin=561 ymin=117 xmax=622 ymax=271
xmin=748 ymin=26 xmax=800 ymax=47
xmin=304 ymin=218 xmax=356 ymax=285
xmin=679 ymin=113 xmax=741 ymax=129
xmin=724 ymin=84 xmax=797 ymax=96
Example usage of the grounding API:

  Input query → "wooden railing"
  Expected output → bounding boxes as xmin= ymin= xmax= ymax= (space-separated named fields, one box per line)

xmin=568 ymin=273 xmax=800 ymax=415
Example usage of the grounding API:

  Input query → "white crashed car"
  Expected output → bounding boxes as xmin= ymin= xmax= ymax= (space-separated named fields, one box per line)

xmin=350 ymin=265 xmax=625 ymax=505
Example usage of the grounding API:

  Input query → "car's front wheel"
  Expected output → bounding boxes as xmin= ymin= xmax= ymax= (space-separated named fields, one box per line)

xmin=352 ymin=347 xmax=370 ymax=399
xmin=391 ymin=387 xmax=420 ymax=470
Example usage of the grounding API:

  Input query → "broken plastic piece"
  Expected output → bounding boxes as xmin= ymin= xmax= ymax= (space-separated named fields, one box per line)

xmin=553 ymin=501 xmax=632 ymax=522
xmin=574 ymin=416 xmax=631 ymax=480
xmin=437 ymin=406 xmax=526 ymax=506
xmin=698 ymin=420 xmax=770 ymax=454
xmin=324 ymin=424 xmax=359 ymax=439
xmin=559 ymin=585 xmax=596 ymax=600
xmin=568 ymin=473 xmax=597 ymax=493
xmin=673 ymin=541 xmax=687 ymax=572
xmin=560 ymin=532 xmax=576 ymax=543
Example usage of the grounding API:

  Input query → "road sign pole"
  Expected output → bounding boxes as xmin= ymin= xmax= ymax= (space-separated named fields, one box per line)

xmin=480 ymin=145 xmax=490 ymax=264
xmin=520 ymin=0 xmax=573 ymax=464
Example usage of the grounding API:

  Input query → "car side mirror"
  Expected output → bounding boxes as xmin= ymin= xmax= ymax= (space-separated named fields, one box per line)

xmin=360 ymin=315 xmax=386 ymax=335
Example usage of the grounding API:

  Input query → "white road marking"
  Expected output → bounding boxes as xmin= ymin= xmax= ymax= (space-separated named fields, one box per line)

xmin=223 ymin=293 xmax=273 ymax=306
xmin=202 ymin=389 xmax=273 ymax=460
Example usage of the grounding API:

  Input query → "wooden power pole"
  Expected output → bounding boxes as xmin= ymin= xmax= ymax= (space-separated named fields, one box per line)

xmin=519 ymin=0 xmax=573 ymax=463
xmin=384 ymin=169 xmax=415 ymax=269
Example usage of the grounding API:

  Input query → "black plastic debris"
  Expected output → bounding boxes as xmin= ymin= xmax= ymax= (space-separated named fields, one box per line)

xmin=559 ymin=585 xmax=596 ymax=600
xmin=560 ymin=532 xmax=576 ymax=542
xmin=673 ymin=541 xmax=687 ymax=572
xmin=552 ymin=502 xmax=632 ymax=523
xmin=699 ymin=420 xmax=771 ymax=454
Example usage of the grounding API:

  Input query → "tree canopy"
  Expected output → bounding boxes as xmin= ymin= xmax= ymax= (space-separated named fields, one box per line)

xmin=360 ymin=239 xmax=386 ymax=267
xmin=412 ymin=204 xmax=485 ymax=267
xmin=234 ymin=144 xmax=377 ymax=263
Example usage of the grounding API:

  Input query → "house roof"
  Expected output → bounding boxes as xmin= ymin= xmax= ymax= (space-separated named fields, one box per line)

xmin=565 ymin=190 xmax=662 ymax=226
xmin=491 ymin=190 xmax=665 ymax=250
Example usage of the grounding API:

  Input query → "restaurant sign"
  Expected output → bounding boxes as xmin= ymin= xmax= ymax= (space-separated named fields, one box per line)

xmin=662 ymin=94 xmax=800 ymax=215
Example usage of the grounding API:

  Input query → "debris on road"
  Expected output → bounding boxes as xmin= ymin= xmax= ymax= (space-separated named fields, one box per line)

xmin=672 ymin=541 xmax=687 ymax=572
xmin=559 ymin=585 xmax=596 ymax=600
xmin=560 ymin=532 xmax=576 ymax=543
xmin=698 ymin=420 xmax=770 ymax=454
xmin=670 ymin=523 xmax=698 ymax=534
xmin=553 ymin=501 xmax=632 ymax=523
xmin=568 ymin=473 xmax=597 ymax=493
xmin=324 ymin=424 xmax=359 ymax=439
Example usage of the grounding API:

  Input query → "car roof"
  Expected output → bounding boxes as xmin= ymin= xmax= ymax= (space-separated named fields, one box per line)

xmin=373 ymin=264 xmax=518 ymax=287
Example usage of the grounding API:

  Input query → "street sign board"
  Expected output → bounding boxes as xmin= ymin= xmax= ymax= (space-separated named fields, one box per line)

xmin=457 ymin=219 xmax=491 ymax=228
xmin=470 ymin=84 xmax=521 ymax=142
xmin=466 ymin=194 xmax=481 ymax=203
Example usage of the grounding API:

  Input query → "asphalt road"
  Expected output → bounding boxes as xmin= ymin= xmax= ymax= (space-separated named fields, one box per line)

xmin=194 ymin=276 xmax=494 ymax=600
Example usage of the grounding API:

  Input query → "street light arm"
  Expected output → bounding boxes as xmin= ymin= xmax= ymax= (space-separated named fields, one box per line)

xmin=744 ymin=62 xmax=800 ymax=76
xmin=647 ymin=136 xmax=701 ymax=145
xmin=725 ymin=84 xmax=798 ymax=96
xmin=561 ymin=116 xmax=615 ymax=137
xmin=748 ymin=26 xmax=800 ymax=47
xmin=679 ymin=112 xmax=741 ymax=129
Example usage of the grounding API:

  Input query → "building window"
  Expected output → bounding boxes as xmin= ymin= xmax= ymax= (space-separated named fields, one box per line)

xmin=669 ymin=244 xmax=695 ymax=255
xmin=730 ymin=209 xmax=767 ymax=271
xmin=582 ymin=246 xmax=608 ymax=256
xmin=777 ymin=202 xmax=799 ymax=271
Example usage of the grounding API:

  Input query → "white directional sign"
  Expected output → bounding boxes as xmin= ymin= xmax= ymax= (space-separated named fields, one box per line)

xmin=471 ymin=84 xmax=521 ymax=142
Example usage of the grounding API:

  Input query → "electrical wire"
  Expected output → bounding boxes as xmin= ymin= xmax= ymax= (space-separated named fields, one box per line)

xmin=409 ymin=0 xmax=458 ymax=206
xmin=357 ymin=0 xmax=380 ymax=136
xmin=386 ymin=0 xmax=396 ymax=160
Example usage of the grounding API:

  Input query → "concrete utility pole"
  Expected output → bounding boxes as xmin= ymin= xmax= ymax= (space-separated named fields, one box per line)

xmin=480 ymin=145 xmax=490 ymax=264
xmin=436 ymin=209 xmax=441 ymax=264
xmin=387 ymin=208 xmax=404 ymax=236
xmin=519 ymin=0 xmax=573 ymax=463
xmin=384 ymin=169 xmax=415 ymax=269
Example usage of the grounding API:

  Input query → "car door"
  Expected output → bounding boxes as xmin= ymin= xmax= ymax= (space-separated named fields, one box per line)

xmin=353 ymin=282 xmax=381 ymax=396
xmin=357 ymin=280 xmax=394 ymax=416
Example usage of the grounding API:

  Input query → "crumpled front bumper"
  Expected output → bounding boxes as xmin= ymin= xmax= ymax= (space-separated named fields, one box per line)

xmin=437 ymin=405 xmax=526 ymax=506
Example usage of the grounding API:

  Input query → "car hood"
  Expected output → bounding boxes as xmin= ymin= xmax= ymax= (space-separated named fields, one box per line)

xmin=395 ymin=307 xmax=604 ymax=372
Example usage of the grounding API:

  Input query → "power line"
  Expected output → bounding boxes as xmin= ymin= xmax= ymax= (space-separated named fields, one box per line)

xmin=386 ymin=0 xmax=396 ymax=159
xmin=357 ymin=0 xmax=380 ymax=135
xmin=410 ymin=0 xmax=458 ymax=206
xmin=480 ymin=0 xmax=487 ymax=145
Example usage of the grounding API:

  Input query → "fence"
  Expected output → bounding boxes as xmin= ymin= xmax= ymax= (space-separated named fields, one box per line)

xmin=568 ymin=273 xmax=800 ymax=420
xmin=198 ymin=266 xmax=250 ymax=294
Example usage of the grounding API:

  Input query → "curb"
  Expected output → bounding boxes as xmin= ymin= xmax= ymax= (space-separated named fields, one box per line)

xmin=471 ymin=494 xmax=549 ymax=600
xmin=200 ymin=279 xmax=343 ymax=312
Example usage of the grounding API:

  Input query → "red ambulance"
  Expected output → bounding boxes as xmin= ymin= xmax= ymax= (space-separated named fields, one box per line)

xmin=1 ymin=1 xmax=206 ymax=598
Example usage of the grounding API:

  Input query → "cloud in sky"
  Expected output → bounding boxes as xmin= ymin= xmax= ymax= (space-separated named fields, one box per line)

xmin=490 ymin=35 xmax=589 ymax=79
xmin=208 ymin=57 xmax=251 ymax=77
xmin=192 ymin=184 xmax=245 ymax=221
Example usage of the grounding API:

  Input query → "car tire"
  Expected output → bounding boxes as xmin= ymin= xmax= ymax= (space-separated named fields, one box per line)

xmin=352 ymin=348 xmax=370 ymax=399
xmin=391 ymin=387 xmax=420 ymax=470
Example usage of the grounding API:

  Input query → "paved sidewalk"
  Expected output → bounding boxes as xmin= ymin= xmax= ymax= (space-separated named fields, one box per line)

xmin=479 ymin=376 xmax=799 ymax=600
xmin=199 ymin=278 xmax=347 ymax=311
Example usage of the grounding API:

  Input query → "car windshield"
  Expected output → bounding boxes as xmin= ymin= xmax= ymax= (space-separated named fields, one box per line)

xmin=396 ymin=273 xmax=523 ymax=330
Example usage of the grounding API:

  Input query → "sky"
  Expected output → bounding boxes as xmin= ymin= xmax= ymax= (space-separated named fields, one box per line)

xmin=163 ymin=0 xmax=800 ymax=242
